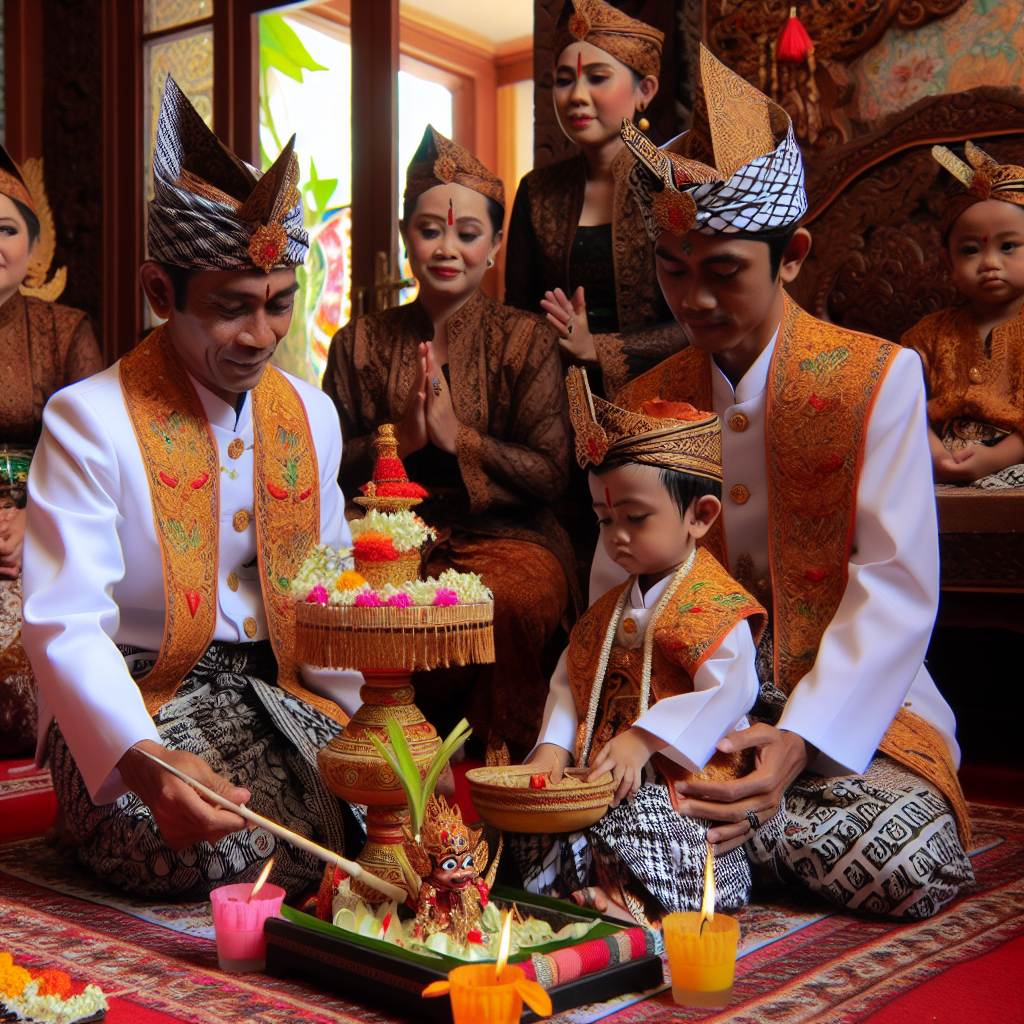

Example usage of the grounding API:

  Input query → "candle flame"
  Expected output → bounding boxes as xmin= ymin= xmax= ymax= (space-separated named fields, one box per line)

xmin=700 ymin=841 xmax=715 ymax=927
xmin=248 ymin=857 xmax=274 ymax=902
xmin=495 ymin=908 xmax=513 ymax=978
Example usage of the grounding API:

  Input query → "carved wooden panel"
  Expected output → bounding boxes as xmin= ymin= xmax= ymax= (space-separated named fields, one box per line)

xmin=41 ymin=0 xmax=104 ymax=334
xmin=788 ymin=95 xmax=1024 ymax=344
xmin=533 ymin=0 xmax=693 ymax=170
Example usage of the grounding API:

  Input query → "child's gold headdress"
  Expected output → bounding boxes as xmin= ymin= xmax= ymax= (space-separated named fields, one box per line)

xmin=566 ymin=367 xmax=721 ymax=481
xmin=932 ymin=141 xmax=1024 ymax=237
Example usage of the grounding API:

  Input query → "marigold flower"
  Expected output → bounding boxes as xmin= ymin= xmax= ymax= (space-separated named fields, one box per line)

xmin=336 ymin=570 xmax=367 ymax=591
xmin=353 ymin=532 xmax=399 ymax=562
xmin=0 ymin=956 xmax=31 ymax=999
xmin=33 ymin=968 xmax=73 ymax=999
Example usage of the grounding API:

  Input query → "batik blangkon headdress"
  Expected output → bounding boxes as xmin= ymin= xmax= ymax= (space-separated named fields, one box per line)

xmin=148 ymin=76 xmax=308 ymax=273
xmin=404 ymin=125 xmax=505 ymax=213
xmin=932 ymin=141 xmax=1024 ymax=238
xmin=554 ymin=0 xmax=664 ymax=80
xmin=0 ymin=145 xmax=36 ymax=216
xmin=566 ymin=366 xmax=722 ymax=482
xmin=622 ymin=45 xmax=806 ymax=241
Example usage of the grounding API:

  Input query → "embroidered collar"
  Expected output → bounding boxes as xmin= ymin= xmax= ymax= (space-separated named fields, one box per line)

xmin=710 ymin=322 xmax=781 ymax=406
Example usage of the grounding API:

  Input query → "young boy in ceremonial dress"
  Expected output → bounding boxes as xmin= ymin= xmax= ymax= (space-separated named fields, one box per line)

xmin=901 ymin=142 xmax=1024 ymax=488
xmin=543 ymin=45 xmax=974 ymax=921
xmin=21 ymin=79 xmax=364 ymax=898
xmin=514 ymin=369 xmax=765 ymax=925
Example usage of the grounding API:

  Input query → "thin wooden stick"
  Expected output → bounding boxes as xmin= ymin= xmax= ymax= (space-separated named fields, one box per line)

xmin=134 ymin=747 xmax=407 ymax=903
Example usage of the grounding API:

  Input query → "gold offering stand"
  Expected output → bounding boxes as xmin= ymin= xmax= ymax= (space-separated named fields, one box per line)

xmin=297 ymin=428 xmax=494 ymax=903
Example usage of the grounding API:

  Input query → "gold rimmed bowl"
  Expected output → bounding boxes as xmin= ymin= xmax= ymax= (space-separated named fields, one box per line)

xmin=465 ymin=764 xmax=614 ymax=834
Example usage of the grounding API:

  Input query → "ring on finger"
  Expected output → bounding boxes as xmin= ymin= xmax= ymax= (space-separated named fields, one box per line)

xmin=431 ymin=377 xmax=443 ymax=397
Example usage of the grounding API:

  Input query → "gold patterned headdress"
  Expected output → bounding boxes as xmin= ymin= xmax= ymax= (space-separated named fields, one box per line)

xmin=404 ymin=125 xmax=505 ymax=213
xmin=148 ymin=76 xmax=308 ymax=273
xmin=566 ymin=367 xmax=722 ymax=481
xmin=932 ymin=141 xmax=1024 ymax=238
xmin=0 ymin=146 xmax=36 ymax=216
xmin=554 ymin=0 xmax=664 ymax=80
xmin=622 ymin=45 xmax=806 ymax=241
xmin=419 ymin=795 xmax=478 ymax=861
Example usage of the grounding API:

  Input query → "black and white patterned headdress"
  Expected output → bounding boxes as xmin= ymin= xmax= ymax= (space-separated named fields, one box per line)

xmin=148 ymin=77 xmax=308 ymax=273
xmin=622 ymin=45 xmax=807 ymax=241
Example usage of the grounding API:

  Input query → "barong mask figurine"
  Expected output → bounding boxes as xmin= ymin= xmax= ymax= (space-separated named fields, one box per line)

xmin=621 ymin=44 xmax=807 ymax=248
xmin=404 ymin=795 xmax=497 ymax=946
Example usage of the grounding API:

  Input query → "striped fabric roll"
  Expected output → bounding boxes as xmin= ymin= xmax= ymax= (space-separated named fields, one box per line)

xmin=520 ymin=927 xmax=662 ymax=990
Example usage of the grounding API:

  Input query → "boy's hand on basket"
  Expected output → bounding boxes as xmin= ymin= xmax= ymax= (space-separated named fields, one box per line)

xmin=588 ymin=727 xmax=665 ymax=808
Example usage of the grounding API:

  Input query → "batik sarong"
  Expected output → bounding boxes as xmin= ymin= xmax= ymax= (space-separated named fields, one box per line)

xmin=50 ymin=641 xmax=360 ymax=898
xmin=0 ymin=578 xmax=36 ymax=755
xmin=510 ymin=782 xmax=751 ymax=924
xmin=747 ymin=753 xmax=974 ymax=920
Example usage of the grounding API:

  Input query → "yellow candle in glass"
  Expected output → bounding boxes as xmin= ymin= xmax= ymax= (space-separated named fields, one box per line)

xmin=662 ymin=842 xmax=740 ymax=1007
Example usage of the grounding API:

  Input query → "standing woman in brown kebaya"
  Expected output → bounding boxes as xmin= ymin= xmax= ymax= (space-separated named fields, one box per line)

xmin=323 ymin=127 xmax=579 ymax=758
xmin=0 ymin=146 xmax=102 ymax=754
xmin=504 ymin=0 xmax=684 ymax=401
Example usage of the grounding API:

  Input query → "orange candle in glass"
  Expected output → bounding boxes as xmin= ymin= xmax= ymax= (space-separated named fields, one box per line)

xmin=662 ymin=842 xmax=740 ymax=1007
xmin=422 ymin=909 xmax=552 ymax=1023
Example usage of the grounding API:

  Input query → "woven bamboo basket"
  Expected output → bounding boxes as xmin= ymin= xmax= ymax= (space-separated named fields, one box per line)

xmin=295 ymin=600 xmax=495 ymax=671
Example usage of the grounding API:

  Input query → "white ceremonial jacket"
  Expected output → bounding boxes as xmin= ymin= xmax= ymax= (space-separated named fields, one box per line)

xmin=541 ymin=330 xmax=959 ymax=778
xmin=534 ymin=572 xmax=759 ymax=774
xmin=22 ymin=363 xmax=364 ymax=805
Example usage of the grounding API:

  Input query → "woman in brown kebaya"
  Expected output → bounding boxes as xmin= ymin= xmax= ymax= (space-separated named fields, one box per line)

xmin=323 ymin=127 xmax=579 ymax=758
xmin=504 ymin=0 xmax=684 ymax=402
xmin=0 ymin=146 xmax=102 ymax=754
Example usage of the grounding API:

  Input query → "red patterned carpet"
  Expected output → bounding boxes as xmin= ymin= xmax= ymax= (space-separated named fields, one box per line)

xmin=1 ymin=804 xmax=1021 ymax=1023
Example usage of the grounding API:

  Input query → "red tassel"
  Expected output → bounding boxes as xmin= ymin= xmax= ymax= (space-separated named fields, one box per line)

xmin=777 ymin=5 xmax=812 ymax=64
xmin=447 ymin=199 xmax=453 ymax=225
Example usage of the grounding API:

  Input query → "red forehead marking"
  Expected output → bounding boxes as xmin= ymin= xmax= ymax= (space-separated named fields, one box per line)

xmin=448 ymin=199 xmax=454 ymax=226
xmin=578 ymin=52 xmax=583 ymax=77
xmin=982 ymin=235 xmax=989 ymax=244
xmin=266 ymin=284 xmax=271 ymax=299
xmin=604 ymin=486 xmax=611 ymax=508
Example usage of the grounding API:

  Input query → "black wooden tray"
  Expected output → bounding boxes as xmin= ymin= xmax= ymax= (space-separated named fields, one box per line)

xmin=264 ymin=888 xmax=664 ymax=1023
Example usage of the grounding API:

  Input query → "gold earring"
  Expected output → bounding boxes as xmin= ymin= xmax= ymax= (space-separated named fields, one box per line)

xmin=638 ymin=104 xmax=650 ymax=132
xmin=486 ymin=257 xmax=495 ymax=268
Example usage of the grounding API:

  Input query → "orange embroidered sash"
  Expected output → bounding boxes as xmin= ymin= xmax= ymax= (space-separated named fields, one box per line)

xmin=616 ymin=296 xmax=971 ymax=847
xmin=120 ymin=329 xmax=346 ymax=723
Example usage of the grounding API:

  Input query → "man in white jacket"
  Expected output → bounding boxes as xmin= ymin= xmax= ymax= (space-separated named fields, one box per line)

xmin=22 ymin=78 xmax=362 ymax=897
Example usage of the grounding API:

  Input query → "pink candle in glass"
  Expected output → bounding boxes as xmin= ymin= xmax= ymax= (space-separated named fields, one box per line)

xmin=209 ymin=882 xmax=286 ymax=972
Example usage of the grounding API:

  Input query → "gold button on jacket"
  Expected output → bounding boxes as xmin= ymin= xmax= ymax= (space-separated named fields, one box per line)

xmin=730 ymin=484 xmax=750 ymax=504
xmin=228 ymin=438 xmax=246 ymax=460
xmin=968 ymin=365 xmax=984 ymax=384
xmin=232 ymin=509 xmax=251 ymax=532
xmin=227 ymin=572 xmax=239 ymax=592
xmin=728 ymin=412 xmax=749 ymax=432
xmin=243 ymin=617 xmax=258 ymax=638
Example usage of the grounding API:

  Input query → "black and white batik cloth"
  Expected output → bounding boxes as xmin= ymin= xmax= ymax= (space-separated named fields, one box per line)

xmin=746 ymin=754 xmax=974 ymax=920
xmin=510 ymin=782 xmax=751 ymax=921
xmin=50 ymin=641 xmax=359 ymax=899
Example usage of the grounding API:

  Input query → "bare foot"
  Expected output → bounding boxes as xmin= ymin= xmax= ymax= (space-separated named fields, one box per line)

xmin=44 ymin=807 xmax=79 ymax=858
xmin=571 ymin=885 xmax=636 ymax=923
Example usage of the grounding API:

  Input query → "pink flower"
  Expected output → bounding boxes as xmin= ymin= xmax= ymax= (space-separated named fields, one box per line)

xmin=306 ymin=585 xmax=329 ymax=605
xmin=433 ymin=588 xmax=459 ymax=607
xmin=386 ymin=592 xmax=413 ymax=608
xmin=355 ymin=591 xmax=382 ymax=607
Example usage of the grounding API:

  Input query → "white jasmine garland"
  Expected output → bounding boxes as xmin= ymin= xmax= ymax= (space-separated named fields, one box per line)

xmin=350 ymin=509 xmax=437 ymax=553
xmin=7 ymin=981 xmax=109 ymax=1024
xmin=435 ymin=569 xmax=493 ymax=604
